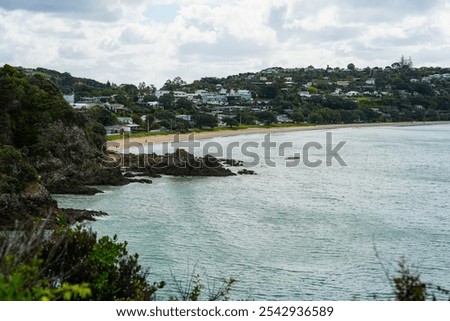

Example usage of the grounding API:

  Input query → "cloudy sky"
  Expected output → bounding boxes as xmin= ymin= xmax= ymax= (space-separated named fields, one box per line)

xmin=1 ymin=0 xmax=449 ymax=87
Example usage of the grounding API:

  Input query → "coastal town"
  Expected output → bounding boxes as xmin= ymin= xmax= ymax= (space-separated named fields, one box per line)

xmin=18 ymin=57 xmax=449 ymax=137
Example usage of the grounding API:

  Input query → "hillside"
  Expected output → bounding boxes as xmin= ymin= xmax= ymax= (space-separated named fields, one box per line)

xmin=25 ymin=60 xmax=449 ymax=134
xmin=0 ymin=65 xmax=127 ymax=226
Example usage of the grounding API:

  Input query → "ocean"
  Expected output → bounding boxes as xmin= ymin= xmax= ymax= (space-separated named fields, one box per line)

xmin=54 ymin=124 xmax=450 ymax=300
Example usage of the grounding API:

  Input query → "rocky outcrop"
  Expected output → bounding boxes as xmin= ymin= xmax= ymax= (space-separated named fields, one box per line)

xmin=58 ymin=208 xmax=108 ymax=225
xmin=238 ymin=169 xmax=257 ymax=175
xmin=0 ymin=182 xmax=105 ymax=228
xmin=220 ymin=158 xmax=244 ymax=166
xmin=45 ymin=178 xmax=103 ymax=195
xmin=111 ymin=149 xmax=236 ymax=177
xmin=30 ymin=121 xmax=132 ymax=194
xmin=0 ymin=183 xmax=58 ymax=227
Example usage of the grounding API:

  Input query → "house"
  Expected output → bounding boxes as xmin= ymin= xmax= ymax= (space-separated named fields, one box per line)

xmin=155 ymin=90 xmax=188 ymax=99
xmin=194 ymin=89 xmax=209 ymax=96
xmin=117 ymin=117 xmax=133 ymax=124
xmin=298 ymin=91 xmax=311 ymax=98
xmin=63 ymin=94 xmax=75 ymax=104
xmin=144 ymin=101 xmax=159 ymax=108
xmin=105 ymin=125 xmax=132 ymax=135
xmin=336 ymin=81 xmax=350 ymax=87
xmin=345 ymin=91 xmax=360 ymax=97
xmin=228 ymin=89 xmax=253 ymax=101
xmin=176 ymin=114 xmax=192 ymax=121
xmin=365 ymin=78 xmax=376 ymax=86
xmin=78 ymin=96 xmax=112 ymax=104
xmin=211 ymin=106 xmax=249 ymax=114
xmin=105 ymin=103 xmax=127 ymax=112
xmin=276 ymin=115 xmax=293 ymax=123
xmin=71 ymin=103 xmax=91 ymax=110
xmin=202 ymin=93 xmax=228 ymax=105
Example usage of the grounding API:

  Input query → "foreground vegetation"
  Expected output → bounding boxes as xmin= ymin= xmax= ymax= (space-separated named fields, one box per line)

xmin=0 ymin=220 xmax=233 ymax=301
xmin=0 ymin=220 xmax=448 ymax=301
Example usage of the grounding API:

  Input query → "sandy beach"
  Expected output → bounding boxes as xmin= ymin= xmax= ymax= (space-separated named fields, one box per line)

xmin=107 ymin=121 xmax=450 ymax=152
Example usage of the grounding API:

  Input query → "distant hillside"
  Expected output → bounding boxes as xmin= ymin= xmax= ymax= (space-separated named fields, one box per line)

xmin=15 ymin=61 xmax=450 ymax=128
xmin=18 ymin=66 xmax=108 ymax=95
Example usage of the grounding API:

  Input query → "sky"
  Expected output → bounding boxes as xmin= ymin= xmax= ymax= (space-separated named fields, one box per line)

xmin=0 ymin=0 xmax=449 ymax=88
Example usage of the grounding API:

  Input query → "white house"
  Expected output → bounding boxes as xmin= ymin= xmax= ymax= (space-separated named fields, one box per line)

xmin=202 ymin=94 xmax=228 ymax=105
xmin=298 ymin=91 xmax=311 ymax=98
xmin=228 ymin=89 xmax=253 ymax=101
xmin=276 ymin=115 xmax=293 ymax=123
xmin=176 ymin=114 xmax=192 ymax=121
xmin=105 ymin=103 xmax=126 ymax=112
xmin=117 ymin=117 xmax=133 ymax=124
xmin=63 ymin=94 xmax=75 ymax=104
xmin=155 ymin=90 xmax=188 ymax=99
xmin=345 ymin=91 xmax=360 ymax=97
xmin=365 ymin=78 xmax=376 ymax=86
xmin=336 ymin=81 xmax=350 ymax=87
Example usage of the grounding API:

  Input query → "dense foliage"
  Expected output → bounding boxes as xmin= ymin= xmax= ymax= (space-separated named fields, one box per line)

xmin=0 ymin=145 xmax=38 ymax=193
xmin=0 ymin=65 xmax=104 ymax=152
xmin=0 ymin=222 xmax=164 ymax=301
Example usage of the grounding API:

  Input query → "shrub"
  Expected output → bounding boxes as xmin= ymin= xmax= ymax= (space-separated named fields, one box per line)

xmin=0 ymin=221 xmax=164 ymax=301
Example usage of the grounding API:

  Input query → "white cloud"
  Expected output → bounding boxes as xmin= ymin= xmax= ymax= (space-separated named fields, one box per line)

xmin=0 ymin=0 xmax=449 ymax=87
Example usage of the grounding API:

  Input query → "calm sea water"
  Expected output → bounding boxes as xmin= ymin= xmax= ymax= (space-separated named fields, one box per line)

xmin=54 ymin=124 xmax=450 ymax=300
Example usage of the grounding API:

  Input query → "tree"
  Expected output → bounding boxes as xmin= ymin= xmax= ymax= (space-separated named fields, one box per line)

xmin=347 ymin=63 xmax=355 ymax=71
xmin=85 ymin=105 xmax=115 ymax=126
xmin=236 ymin=112 xmax=256 ymax=125
xmin=193 ymin=113 xmax=218 ymax=129
xmin=154 ymin=110 xmax=175 ymax=121
xmin=162 ymin=77 xmax=186 ymax=91
xmin=158 ymin=93 xmax=175 ymax=109
xmin=291 ymin=111 xmax=305 ymax=123
xmin=399 ymin=55 xmax=413 ymax=68
xmin=175 ymin=97 xmax=195 ymax=112
xmin=222 ymin=117 xmax=239 ymax=128
xmin=308 ymin=111 xmax=324 ymax=124
xmin=256 ymin=111 xmax=277 ymax=125
xmin=259 ymin=85 xmax=279 ymax=99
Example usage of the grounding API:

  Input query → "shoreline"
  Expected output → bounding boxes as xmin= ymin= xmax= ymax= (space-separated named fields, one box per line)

xmin=107 ymin=121 xmax=450 ymax=152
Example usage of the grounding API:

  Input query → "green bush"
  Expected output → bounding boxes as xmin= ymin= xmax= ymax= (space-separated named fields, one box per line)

xmin=0 ymin=222 xmax=164 ymax=301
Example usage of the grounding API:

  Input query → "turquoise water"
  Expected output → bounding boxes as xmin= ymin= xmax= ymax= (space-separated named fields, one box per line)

xmin=54 ymin=124 xmax=450 ymax=300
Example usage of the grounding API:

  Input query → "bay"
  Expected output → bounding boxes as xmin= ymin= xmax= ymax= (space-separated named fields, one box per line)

xmin=54 ymin=124 xmax=450 ymax=300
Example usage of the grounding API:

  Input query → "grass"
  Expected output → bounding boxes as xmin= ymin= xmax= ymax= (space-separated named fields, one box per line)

xmin=106 ymin=123 xmax=316 ymax=141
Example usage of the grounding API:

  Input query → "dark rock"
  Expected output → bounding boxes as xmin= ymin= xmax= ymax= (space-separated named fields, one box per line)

xmin=238 ymin=169 xmax=257 ymax=175
xmin=45 ymin=178 xmax=103 ymax=195
xmin=220 ymin=158 xmax=244 ymax=166
xmin=117 ymin=149 xmax=236 ymax=177
xmin=127 ymin=178 xmax=152 ymax=184
xmin=59 ymin=208 xmax=108 ymax=224
xmin=84 ymin=167 xmax=130 ymax=186
xmin=0 ymin=183 xmax=58 ymax=228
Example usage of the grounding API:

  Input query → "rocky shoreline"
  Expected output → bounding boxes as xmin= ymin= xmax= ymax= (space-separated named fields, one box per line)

xmin=111 ymin=149 xmax=237 ymax=179
xmin=1 ymin=149 xmax=247 ymax=228
xmin=0 ymin=182 xmax=107 ymax=228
